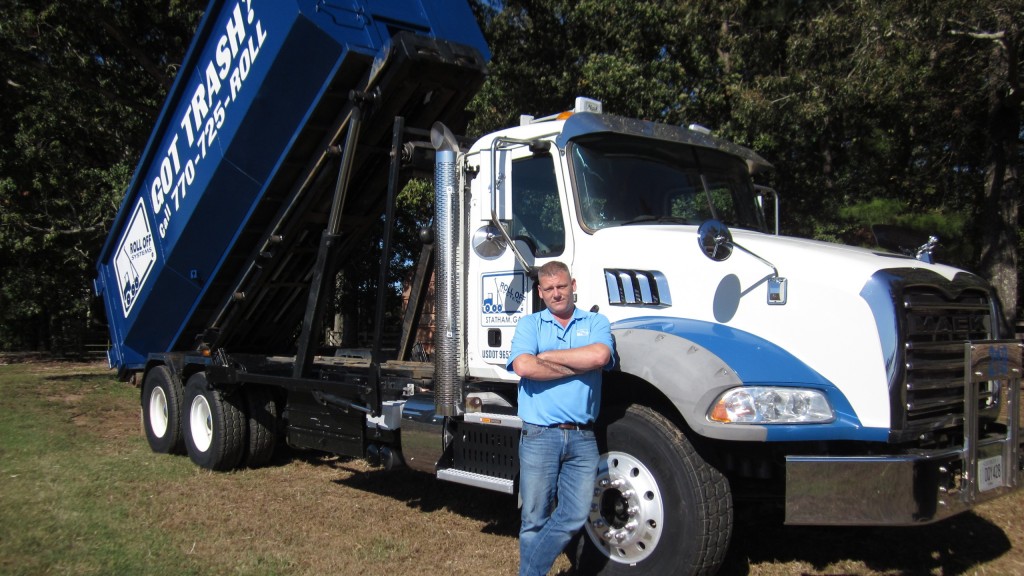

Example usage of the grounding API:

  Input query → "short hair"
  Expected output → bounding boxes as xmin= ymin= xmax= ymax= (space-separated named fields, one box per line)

xmin=537 ymin=260 xmax=570 ymax=279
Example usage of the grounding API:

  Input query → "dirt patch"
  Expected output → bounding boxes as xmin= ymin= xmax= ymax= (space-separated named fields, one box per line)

xmin=71 ymin=403 xmax=140 ymax=442
xmin=135 ymin=452 xmax=527 ymax=575
xmin=30 ymin=364 xmax=141 ymax=442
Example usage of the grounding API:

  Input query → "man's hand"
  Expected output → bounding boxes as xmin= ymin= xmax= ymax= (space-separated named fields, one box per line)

xmin=539 ymin=343 xmax=611 ymax=372
xmin=512 ymin=343 xmax=611 ymax=381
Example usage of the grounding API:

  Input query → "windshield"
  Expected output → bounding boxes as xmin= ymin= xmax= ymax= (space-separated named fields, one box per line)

xmin=569 ymin=135 xmax=766 ymax=232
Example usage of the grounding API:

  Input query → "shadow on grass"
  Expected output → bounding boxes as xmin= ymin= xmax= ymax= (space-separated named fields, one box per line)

xmin=722 ymin=505 xmax=1012 ymax=575
xmin=320 ymin=454 xmax=1013 ymax=575
xmin=307 ymin=455 xmax=521 ymax=537
xmin=249 ymin=450 xmax=1014 ymax=576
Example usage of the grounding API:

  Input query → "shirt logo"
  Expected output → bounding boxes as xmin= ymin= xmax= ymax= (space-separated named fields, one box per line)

xmin=576 ymin=328 xmax=590 ymax=337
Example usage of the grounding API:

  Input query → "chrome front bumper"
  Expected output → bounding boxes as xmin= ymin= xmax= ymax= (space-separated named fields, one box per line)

xmin=786 ymin=341 xmax=1023 ymax=525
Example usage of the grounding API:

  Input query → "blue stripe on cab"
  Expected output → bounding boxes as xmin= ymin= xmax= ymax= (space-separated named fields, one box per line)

xmin=612 ymin=316 xmax=888 ymax=441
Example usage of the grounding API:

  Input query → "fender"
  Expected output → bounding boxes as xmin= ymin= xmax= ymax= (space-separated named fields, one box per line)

xmin=613 ymin=317 xmax=884 ymax=442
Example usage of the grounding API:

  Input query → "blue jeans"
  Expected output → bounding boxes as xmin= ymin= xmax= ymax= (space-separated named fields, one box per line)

xmin=518 ymin=422 xmax=600 ymax=576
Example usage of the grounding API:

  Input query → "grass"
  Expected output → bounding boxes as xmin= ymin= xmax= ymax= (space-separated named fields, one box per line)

xmin=0 ymin=360 xmax=525 ymax=576
xmin=1 ymin=358 xmax=1023 ymax=575
xmin=0 ymin=363 xmax=199 ymax=575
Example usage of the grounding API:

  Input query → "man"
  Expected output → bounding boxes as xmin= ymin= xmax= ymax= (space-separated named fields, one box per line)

xmin=507 ymin=261 xmax=614 ymax=576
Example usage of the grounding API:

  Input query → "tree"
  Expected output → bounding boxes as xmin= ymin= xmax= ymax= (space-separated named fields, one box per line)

xmin=469 ymin=0 xmax=695 ymax=133
xmin=469 ymin=0 xmax=1023 ymax=327
xmin=0 ymin=0 xmax=205 ymax=351
xmin=1 ymin=0 xmax=1020 ymax=351
xmin=945 ymin=3 xmax=1022 ymax=329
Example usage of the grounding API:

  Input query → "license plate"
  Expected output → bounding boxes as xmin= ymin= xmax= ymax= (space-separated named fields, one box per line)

xmin=978 ymin=455 xmax=1004 ymax=492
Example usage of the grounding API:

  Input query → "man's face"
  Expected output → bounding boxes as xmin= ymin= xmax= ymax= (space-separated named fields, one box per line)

xmin=537 ymin=270 xmax=575 ymax=319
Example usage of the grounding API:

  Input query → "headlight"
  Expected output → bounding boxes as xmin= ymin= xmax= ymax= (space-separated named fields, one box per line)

xmin=708 ymin=387 xmax=834 ymax=424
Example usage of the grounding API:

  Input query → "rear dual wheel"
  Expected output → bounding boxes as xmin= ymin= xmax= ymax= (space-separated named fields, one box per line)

xmin=242 ymin=384 xmax=277 ymax=467
xmin=142 ymin=367 xmax=277 ymax=470
xmin=183 ymin=372 xmax=246 ymax=471
xmin=142 ymin=365 xmax=184 ymax=454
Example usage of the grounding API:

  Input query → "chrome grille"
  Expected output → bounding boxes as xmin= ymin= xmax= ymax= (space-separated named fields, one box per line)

xmin=604 ymin=269 xmax=671 ymax=307
xmin=901 ymin=288 xmax=994 ymax=434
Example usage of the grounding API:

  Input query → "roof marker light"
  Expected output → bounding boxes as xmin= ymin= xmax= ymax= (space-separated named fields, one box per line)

xmin=520 ymin=97 xmax=604 ymax=125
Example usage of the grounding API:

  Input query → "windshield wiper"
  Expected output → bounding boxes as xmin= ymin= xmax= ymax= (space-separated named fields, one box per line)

xmin=621 ymin=215 xmax=692 ymax=226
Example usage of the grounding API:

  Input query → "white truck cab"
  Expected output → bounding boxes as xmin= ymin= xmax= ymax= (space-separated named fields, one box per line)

xmin=434 ymin=97 xmax=1023 ymax=574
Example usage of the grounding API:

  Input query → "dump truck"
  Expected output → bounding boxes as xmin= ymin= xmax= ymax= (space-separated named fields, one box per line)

xmin=95 ymin=1 xmax=1024 ymax=574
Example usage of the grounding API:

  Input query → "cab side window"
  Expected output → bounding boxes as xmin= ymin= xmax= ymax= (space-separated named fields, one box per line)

xmin=511 ymin=155 xmax=564 ymax=257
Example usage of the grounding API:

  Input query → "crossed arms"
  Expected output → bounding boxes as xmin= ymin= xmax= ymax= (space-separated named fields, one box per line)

xmin=511 ymin=343 xmax=612 ymax=381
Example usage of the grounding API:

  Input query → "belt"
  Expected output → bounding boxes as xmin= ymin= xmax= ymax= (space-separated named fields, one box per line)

xmin=548 ymin=422 xmax=593 ymax=431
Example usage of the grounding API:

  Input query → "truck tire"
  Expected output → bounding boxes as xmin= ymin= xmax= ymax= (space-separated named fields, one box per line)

xmin=575 ymin=404 xmax=732 ymax=576
xmin=141 ymin=365 xmax=184 ymax=454
xmin=242 ymin=385 xmax=277 ymax=468
xmin=182 ymin=372 xmax=246 ymax=471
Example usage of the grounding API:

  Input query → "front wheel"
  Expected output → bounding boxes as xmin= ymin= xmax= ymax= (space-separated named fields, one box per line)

xmin=576 ymin=404 xmax=733 ymax=576
xmin=182 ymin=372 xmax=246 ymax=471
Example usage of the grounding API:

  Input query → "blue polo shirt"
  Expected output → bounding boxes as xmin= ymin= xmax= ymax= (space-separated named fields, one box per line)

xmin=506 ymin=307 xmax=614 ymax=426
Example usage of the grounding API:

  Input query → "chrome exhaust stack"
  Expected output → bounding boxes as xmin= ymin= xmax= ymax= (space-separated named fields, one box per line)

xmin=431 ymin=122 xmax=463 ymax=417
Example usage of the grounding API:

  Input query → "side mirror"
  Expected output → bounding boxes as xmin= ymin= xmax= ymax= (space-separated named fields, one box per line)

xmin=697 ymin=219 xmax=787 ymax=305
xmin=471 ymin=224 xmax=507 ymax=259
xmin=697 ymin=220 xmax=733 ymax=261
xmin=487 ymin=147 xmax=513 ymax=222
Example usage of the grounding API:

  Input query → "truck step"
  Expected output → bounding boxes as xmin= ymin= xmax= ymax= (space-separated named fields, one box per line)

xmin=436 ymin=468 xmax=515 ymax=495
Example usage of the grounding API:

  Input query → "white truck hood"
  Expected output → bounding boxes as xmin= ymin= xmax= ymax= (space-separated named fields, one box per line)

xmin=570 ymin=225 xmax=979 ymax=430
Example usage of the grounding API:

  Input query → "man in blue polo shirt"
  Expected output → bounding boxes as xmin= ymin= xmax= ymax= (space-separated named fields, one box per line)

xmin=507 ymin=260 xmax=614 ymax=576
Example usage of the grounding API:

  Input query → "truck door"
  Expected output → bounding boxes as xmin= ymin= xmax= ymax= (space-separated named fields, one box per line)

xmin=466 ymin=143 xmax=573 ymax=380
